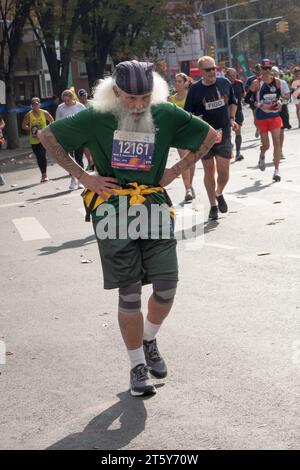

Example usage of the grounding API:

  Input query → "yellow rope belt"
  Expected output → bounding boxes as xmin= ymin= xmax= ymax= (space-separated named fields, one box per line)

xmin=81 ymin=182 xmax=175 ymax=221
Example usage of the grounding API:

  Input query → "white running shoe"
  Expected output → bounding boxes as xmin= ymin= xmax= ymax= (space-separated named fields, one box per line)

xmin=272 ymin=169 xmax=281 ymax=182
xmin=69 ymin=177 xmax=78 ymax=190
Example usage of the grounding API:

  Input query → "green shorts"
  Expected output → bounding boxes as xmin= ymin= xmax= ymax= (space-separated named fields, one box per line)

xmin=92 ymin=198 xmax=178 ymax=289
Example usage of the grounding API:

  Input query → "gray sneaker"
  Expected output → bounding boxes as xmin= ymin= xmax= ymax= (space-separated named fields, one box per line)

xmin=129 ymin=363 xmax=156 ymax=397
xmin=143 ymin=339 xmax=167 ymax=379
xmin=185 ymin=188 xmax=193 ymax=202
xmin=258 ymin=155 xmax=266 ymax=171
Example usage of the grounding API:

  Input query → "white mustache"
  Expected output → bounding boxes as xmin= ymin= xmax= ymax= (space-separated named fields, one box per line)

xmin=130 ymin=109 xmax=146 ymax=115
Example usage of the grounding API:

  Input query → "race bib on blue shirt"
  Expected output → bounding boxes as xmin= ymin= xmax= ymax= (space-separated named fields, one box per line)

xmin=204 ymin=98 xmax=225 ymax=111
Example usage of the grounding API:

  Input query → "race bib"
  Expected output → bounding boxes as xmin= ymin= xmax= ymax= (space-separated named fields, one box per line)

xmin=112 ymin=131 xmax=155 ymax=171
xmin=262 ymin=93 xmax=277 ymax=104
xmin=205 ymin=98 xmax=225 ymax=111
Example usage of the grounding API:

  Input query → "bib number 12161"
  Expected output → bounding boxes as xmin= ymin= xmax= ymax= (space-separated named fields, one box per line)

xmin=112 ymin=130 xmax=155 ymax=171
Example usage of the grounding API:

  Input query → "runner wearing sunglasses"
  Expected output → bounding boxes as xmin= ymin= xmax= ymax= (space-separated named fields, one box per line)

xmin=185 ymin=56 xmax=238 ymax=220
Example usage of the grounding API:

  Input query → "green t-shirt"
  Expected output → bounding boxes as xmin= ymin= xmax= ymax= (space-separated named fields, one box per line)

xmin=50 ymin=102 xmax=209 ymax=211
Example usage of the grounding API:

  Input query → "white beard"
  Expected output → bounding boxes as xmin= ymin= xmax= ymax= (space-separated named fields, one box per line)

xmin=114 ymin=104 xmax=156 ymax=133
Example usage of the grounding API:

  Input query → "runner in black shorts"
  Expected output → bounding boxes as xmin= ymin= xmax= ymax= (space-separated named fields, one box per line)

xmin=226 ymin=68 xmax=245 ymax=161
xmin=185 ymin=56 xmax=238 ymax=220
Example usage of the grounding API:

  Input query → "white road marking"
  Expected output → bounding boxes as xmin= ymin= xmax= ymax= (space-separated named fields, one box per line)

xmin=12 ymin=217 xmax=50 ymax=241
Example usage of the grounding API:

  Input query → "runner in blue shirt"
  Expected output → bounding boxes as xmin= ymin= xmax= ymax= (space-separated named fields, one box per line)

xmin=185 ymin=56 xmax=238 ymax=220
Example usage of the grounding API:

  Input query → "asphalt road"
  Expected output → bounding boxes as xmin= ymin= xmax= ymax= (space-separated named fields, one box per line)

xmin=0 ymin=106 xmax=300 ymax=450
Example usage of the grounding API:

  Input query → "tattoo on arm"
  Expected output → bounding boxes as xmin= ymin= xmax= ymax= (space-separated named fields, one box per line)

xmin=39 ymin=126 xmax=87 ymax=180
xmin=170 ymin=127 xmax=217 ymax=176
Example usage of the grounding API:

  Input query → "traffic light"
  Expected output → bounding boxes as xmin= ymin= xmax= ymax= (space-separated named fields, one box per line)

xmin=276 ymin=21 xmax=289 ymax=33
xmin=207 ymin=44 xmax=216 ymax=59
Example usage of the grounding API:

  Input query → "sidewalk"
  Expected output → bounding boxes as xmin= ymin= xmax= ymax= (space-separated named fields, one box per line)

xmin=0 ymin=135 xmax=32 ymax=163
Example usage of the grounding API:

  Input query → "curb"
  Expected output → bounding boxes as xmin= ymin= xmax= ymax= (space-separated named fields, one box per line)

xmin=0 ymin=149 xmax=33 ymax=165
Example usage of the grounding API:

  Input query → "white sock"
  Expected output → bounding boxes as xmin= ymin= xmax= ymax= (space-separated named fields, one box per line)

xmin=144 ymin=319 xmax=162 ymax=342
xmin=127 ymin=346 xmax=146 ymax=370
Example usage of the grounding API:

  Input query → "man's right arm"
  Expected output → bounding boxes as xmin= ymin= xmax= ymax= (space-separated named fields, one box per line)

xmin=39 ymin=127 xmax=120 ymax=197
xmin=39 ymin=127 xmax=86 ymax=179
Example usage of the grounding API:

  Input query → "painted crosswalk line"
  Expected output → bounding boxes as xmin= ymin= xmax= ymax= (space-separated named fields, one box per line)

xmin=12 ymin=217 xmax=51 ymax=241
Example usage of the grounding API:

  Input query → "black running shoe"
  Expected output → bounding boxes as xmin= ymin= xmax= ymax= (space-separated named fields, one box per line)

xmin=208 ymin=205 xmax=218 ymax=220
xmin=184 ymin=189 xmax=193 ymax=202
xmin=143 ymin=339 xmax=167 ymax=379
xmin=129 ymin=363 xmax=156 ymax=397
xmin=235 ymin=154 xmax=244 ymax=161
xmin=216 ymin=194 xmax=228 ymax=213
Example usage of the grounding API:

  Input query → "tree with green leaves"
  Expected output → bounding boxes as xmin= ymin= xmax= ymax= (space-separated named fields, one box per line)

xmin=29 ymin=0 xmax=99 ymax=97
xmin=76 ymin=0 xmax=199 ymax=87
xmin=208 ymin=0 xmax=300 ymax=64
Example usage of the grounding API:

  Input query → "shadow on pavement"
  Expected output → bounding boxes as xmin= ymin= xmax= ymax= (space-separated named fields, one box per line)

xmin=246 ymin=162 xmax=274 ymax=170
xmin=46 ymin=389 xmax=158 ymax=450
xmin=38 ymin=235 xmax=96 ymax=255
xmin=175 ymin=217 xmax=219 ymax=241
xmin=229 ymin=179 xmax=273 ymax=196
xmin=0 ymin=181 xmax=42 ymax=194
xmin=241 ymin=142 xmax=260 ymax=151
xmin=0 ymin=175 xmax=68 ymax=194
xmin=26 ymin=189 xmax=74 ymax=202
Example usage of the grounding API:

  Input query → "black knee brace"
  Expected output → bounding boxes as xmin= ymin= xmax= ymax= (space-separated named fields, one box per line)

xmin=118 ymin=281 xmax=142 ymax=315
xmin=152 ymin=280 xmax=177 ymax=304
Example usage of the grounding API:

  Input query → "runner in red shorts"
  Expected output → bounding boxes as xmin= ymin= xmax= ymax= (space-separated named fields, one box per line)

xmin=251 ymin=59 xmax=282 ymax=182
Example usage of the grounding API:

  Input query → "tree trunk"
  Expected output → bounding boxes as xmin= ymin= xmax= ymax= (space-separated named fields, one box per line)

xmin=5 ymin=73 xmax=19 ymax=149
xmin=98 ymin=39 xmax=110 ymax=78
xmin=45 ymin=52 xmax=68 ymax=97
xmin=85 ymin=60 xmax=98 ymax=89
xmin=97 ymin=27 xmax=117 ymax=78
